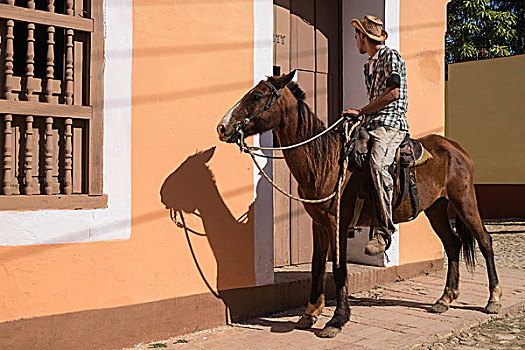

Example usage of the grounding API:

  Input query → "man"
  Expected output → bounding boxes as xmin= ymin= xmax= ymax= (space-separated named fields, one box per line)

xmin=342 ymin=15 xmax=409 ymax=256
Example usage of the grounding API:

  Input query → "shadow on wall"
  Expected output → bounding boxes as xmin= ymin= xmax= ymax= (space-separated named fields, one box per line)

xmin=159 ymin=147 xmax=256 ymax=321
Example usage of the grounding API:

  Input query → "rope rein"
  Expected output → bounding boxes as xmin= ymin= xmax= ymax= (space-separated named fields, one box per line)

xmin=240 ymin=120 xmax=358 ymax=204
xmin=246 ymin=145 xmax=338 ymax=203
xmin=247 ymin=115 xmax=347 ymax=152
xmin=238 ymin=118 xmax=358 ymax=268
xmin=334 ymin=121 xmax=352 ymax=267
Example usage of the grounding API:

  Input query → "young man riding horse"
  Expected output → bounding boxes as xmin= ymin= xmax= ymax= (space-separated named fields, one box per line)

xmin=342 ymin=15 xmax=408 ymax=256
xmin=217 ymin=13 xmax=502 ymax=339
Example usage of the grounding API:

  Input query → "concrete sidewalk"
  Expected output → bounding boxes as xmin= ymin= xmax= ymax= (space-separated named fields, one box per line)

xmin=126 ymin=266 xmax=525 ymax=350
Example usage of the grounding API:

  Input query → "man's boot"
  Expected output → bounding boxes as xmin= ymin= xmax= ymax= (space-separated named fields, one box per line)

xmin=364 ymin=227 xmax=391 ymax=256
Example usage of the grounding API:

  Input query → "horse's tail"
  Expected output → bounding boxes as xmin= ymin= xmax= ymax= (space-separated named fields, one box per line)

xmin=455 ymin=214 xmax=476 ymax=272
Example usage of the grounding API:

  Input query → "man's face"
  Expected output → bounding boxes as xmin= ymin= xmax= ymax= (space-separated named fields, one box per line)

xmin=355 ymin=30 xmax=366 ymax=54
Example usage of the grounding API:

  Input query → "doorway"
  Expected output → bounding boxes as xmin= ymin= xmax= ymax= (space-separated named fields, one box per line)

xmin=273 ymin=0 xmax=342 ymax=267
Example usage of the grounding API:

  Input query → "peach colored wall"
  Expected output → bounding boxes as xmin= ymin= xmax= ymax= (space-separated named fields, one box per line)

xmin=398 ymin=0 xmax=446 ymax=264
xmin=0 ymin=0 xmax=256 ymax=323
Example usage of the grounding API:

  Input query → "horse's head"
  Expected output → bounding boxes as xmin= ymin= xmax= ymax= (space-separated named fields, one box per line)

xmin=160 ymin=147 xmax=216 ymax=214
xmin=217 ymin=70 xmax=296 ymax=143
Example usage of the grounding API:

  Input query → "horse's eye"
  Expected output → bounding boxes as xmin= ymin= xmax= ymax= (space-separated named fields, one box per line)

xmin=253 ymin=93 xmax=263 ymax=101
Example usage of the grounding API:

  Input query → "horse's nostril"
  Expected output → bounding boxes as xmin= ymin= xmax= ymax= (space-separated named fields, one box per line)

xmin=217 ymin=124 xmax=226 ymax=136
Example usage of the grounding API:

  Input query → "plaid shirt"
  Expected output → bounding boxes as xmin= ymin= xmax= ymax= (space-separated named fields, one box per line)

xmin=363 ymin=46 xmax=409 ymax=131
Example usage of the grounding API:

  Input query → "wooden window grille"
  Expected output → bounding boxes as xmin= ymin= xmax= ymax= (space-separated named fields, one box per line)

xmin=0 ymin=0 xmax=106 ymax=210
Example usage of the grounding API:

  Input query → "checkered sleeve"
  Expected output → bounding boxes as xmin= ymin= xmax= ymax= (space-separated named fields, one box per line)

xmin=385 ymin=49 xmax=401 ymax=87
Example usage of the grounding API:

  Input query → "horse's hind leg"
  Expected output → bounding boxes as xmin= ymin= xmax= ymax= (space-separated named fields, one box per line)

xmin=449 ymin=191 xmax=502 ymax=314
xmin=296 ymin=221 xmax=329 ymax=329
xmin=425 ymin=198 xmax=462 ymax=313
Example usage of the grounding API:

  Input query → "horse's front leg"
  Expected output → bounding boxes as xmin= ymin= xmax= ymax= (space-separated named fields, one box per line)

xmin=296 ymin=221 xmax=329 ymax=329
xmin=318 ymin=222 xmax=350 ymax=338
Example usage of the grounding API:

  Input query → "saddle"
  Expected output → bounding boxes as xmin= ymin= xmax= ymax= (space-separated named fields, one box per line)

xmin=344 ymin=125 xmax=433 ymax=226
xmin=350 ymin=128 xmax=431 ymax=170
xmin=397 ymin=133 xmax=433 ymax=168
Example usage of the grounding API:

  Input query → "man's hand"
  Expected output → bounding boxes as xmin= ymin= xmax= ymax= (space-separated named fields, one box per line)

xmin=341 ymin=108 xmax=362 ymax=123
xmin=341 ymin=108 xmax=361 ymax=118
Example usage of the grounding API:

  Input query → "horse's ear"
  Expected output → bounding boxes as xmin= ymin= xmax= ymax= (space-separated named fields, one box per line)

xmin=196 ymin=147 xmax=216 ymax=164
xmin=271 ymin=69 xmax=296 ymax=90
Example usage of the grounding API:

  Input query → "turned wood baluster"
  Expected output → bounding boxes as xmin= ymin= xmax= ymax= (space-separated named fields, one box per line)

xmin=6 ymin=0 xmax=14 ymax=5
xmin=64 ymin=119 xmax=72 ymax=194
xmin=44 ymin=117 xmax=54 ymax=195
xmin=28 ymin=0 xmax=35 ymax=10
xmin=63 ymin=23 xmax=74 ymax=193
xmin=47 ymin=0 xmax=54 ymax=12
xmin=66 ymin=0 xmax=74 ymax=15
xmin=25 ymin=23 xmax=39 ymax=102
xmin=26 ymin=23 xmax=35 ymax=76
xmin=65 ymin=29 xmax=74 ymax=105
xmin=24 ymin=116 xmax=34 ymax=195
xmin=45 ymin=26 xmax=56 ymax=103
xmin=4 ymin=20 xmax=15 ymax=100
xmin=3 ymin=115 xmax=13 ymax=195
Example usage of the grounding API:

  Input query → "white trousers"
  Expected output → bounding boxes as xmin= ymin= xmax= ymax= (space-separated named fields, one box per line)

xmin=368 ymin=126 xmax=407 ymax=232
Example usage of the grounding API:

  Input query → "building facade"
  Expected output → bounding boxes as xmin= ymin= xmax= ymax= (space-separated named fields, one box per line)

xmin=0 ymin=0 xmax=447 ymax=348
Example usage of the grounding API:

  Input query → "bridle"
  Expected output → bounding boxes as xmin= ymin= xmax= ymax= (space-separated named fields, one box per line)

xmin=231 ymin=80 xmax=282 ymax=148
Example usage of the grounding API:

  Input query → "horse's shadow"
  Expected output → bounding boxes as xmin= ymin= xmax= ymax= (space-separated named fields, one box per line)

xmin=160 ymin=147 xmax=256 ymax=320
xmin=348 ymin=296 xmax=486 ymax=313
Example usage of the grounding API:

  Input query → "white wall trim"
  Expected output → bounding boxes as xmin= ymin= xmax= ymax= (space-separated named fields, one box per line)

xmin=253 ymin=0 xmax=274 ymax=285
xmin=385 ymin=0 xmax=400 ymax=52
xmin=384 ymin=0 xmax=400 ymax=267
xmin=0 ymin=0 xmax=133 ymax=246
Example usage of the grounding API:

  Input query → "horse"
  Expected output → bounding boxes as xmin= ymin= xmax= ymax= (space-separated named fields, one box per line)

xmin=216 ymin=70 xmax=501 ymax=338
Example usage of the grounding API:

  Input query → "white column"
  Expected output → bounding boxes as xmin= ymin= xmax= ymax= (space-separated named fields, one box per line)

xmin=253 ymin=0 xmax=275 ymax=285
xmin=383 ymin=0 xmax=401 ymax=267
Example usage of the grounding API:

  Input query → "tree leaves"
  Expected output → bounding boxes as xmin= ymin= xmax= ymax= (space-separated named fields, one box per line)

xmin=446 ymin=0 xmax=523 ymax=64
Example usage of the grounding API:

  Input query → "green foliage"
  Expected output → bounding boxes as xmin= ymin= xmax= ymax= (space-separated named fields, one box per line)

xmin=446 ymin=0 xmax=523 ymax=64
xmin=493 ymin=0 xmax=525 ymax=54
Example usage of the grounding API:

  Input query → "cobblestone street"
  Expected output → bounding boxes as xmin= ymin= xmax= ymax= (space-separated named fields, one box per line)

xmin=485 ymin=220 xmax=525 ymax=270
xmin=414 ymin=220 xmax=525 ymax=350
xmin=413 ymin=309 xmax=524 ymax=350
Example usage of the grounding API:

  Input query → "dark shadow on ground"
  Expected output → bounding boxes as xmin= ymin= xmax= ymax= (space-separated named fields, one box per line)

xmin=349 ymin=296 xmax=486 ymax=313
xmin=239 ymin=293 xmax=489 ymax=335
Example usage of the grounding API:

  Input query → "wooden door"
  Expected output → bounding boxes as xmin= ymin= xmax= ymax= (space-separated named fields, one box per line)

xmin=273 ymin=0 xmax=341 ymax=267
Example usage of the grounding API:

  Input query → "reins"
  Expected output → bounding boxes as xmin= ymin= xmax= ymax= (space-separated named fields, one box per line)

xmin=238 ymin=116 xmax=348 ymax=160
xmin=238 ymin=121 xmax=358 ymax=268
xmin=237 ymin=120 xmax=359 ymax=204
xmin=247 ymin=116 xmax=348 ymax=152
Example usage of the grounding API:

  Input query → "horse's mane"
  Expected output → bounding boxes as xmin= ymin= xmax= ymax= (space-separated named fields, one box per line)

xmin=285 ymin=81 xmax=341 ymax=188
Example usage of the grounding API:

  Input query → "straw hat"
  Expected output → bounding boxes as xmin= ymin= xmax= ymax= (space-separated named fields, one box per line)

xmin=351 ymin=15 xmax=388 ymax=42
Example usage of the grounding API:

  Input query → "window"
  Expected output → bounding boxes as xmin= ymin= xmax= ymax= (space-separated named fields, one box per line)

xmin=0 ymin=0 xmax=106 ymax=210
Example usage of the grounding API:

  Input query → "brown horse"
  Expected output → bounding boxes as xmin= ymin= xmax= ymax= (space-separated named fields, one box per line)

xmin=216 ymin=70 xmax=501 ymax=338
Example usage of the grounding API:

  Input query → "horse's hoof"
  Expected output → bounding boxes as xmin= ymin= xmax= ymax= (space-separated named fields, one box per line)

xmin=317 ymin=326 xmax=341 ymax=338
xmin=484 ymin=301 xmax=502 ymax=314
xmin=296 ymin=314 xmax=317 ymax=329
xmin=428 ymin=301 xmax=449 ymax=313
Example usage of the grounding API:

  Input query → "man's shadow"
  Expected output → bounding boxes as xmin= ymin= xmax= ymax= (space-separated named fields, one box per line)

xmin=160 ymin=147 xmax=256 ymax=321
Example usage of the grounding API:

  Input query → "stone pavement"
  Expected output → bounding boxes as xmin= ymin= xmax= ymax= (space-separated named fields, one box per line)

xmin=124 ymin=265 xmax=525 ymax=350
